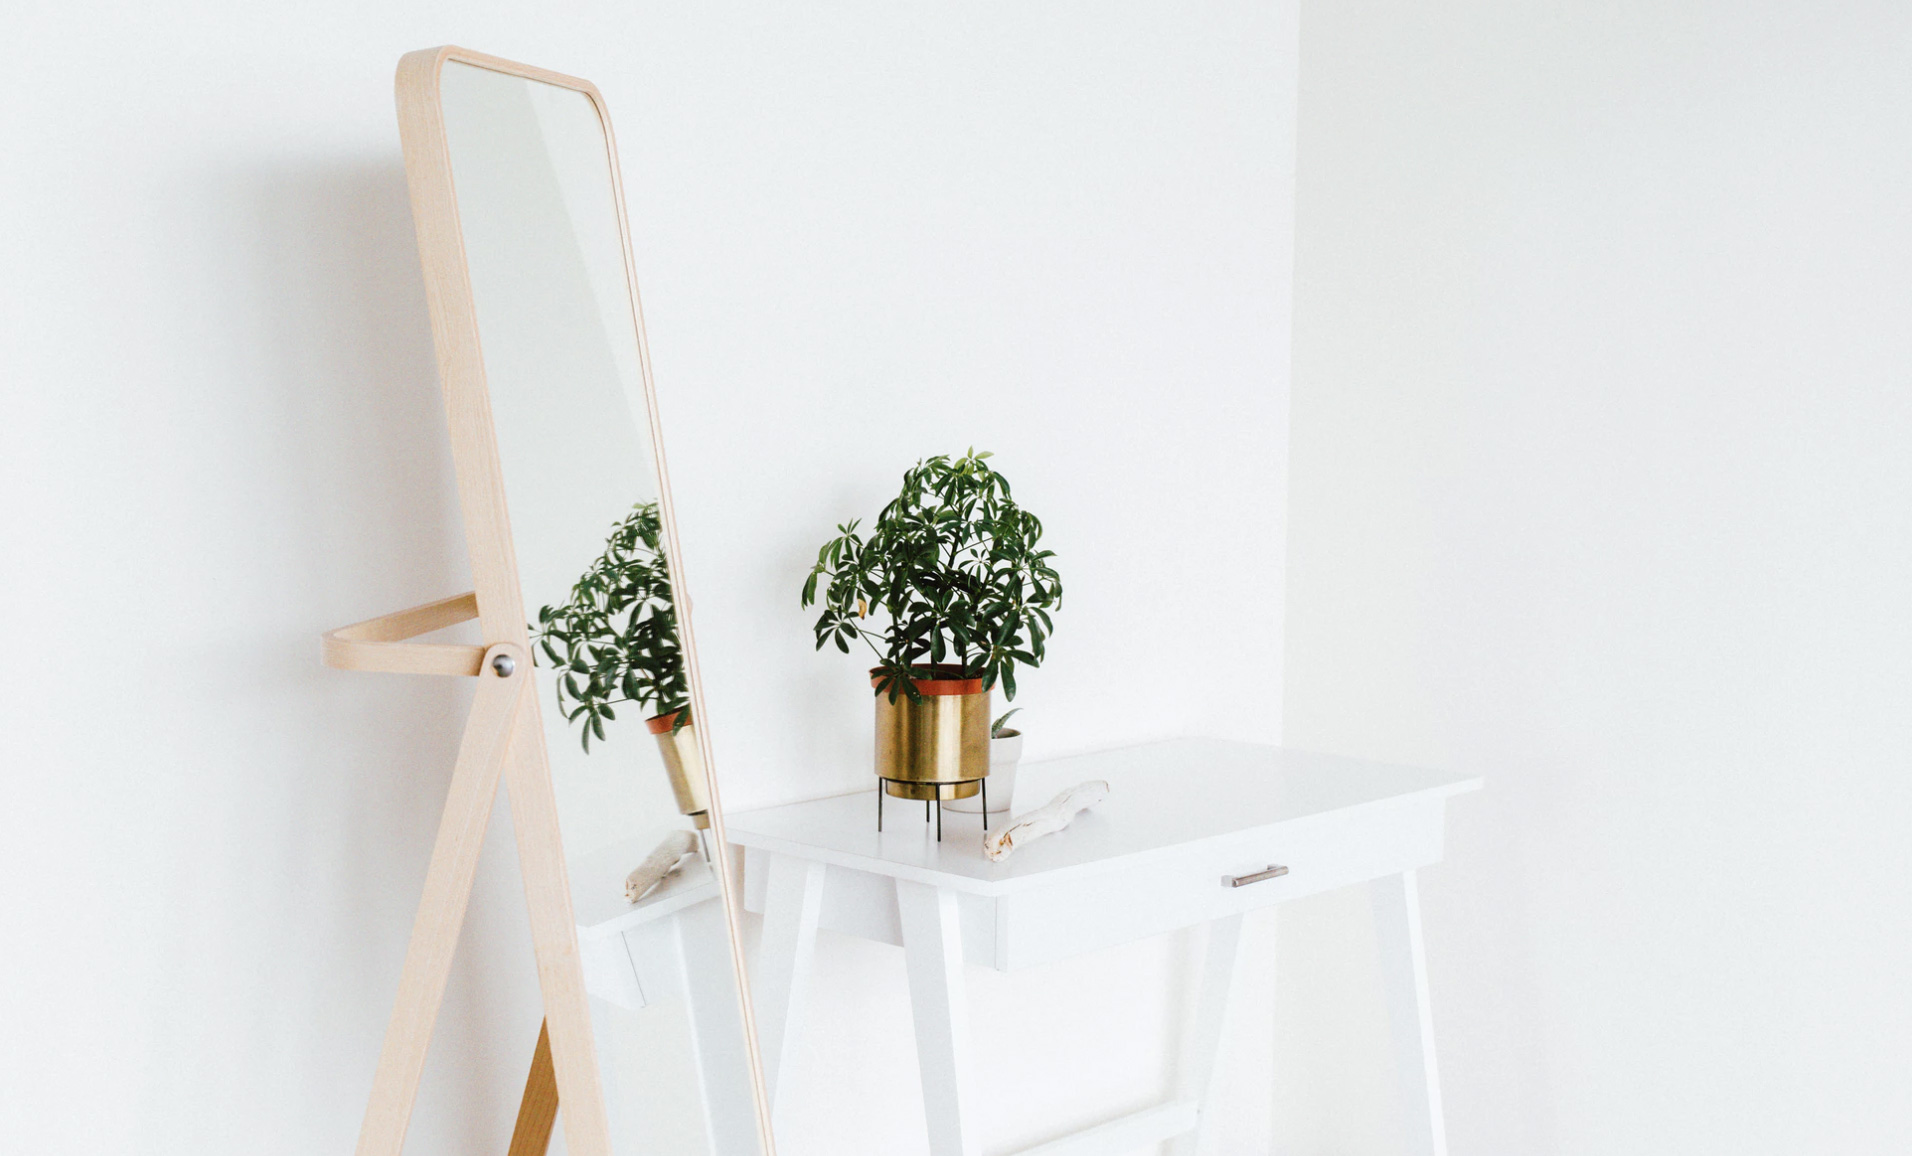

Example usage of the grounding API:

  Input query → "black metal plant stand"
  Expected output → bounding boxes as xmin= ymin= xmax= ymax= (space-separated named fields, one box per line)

xmin=877 ymin=776 xmax=987 ymax=841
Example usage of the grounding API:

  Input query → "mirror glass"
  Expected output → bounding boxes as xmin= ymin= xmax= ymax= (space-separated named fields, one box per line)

xmin=440 ymin=60 xmax=763 ymax=1156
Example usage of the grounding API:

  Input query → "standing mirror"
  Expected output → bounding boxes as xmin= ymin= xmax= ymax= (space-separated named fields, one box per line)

xmin=330 ymin=45 xmax=771 ymax=1156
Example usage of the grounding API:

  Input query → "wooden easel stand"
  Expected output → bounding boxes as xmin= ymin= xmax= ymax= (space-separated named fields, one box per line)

xmin=324 ymin=594 xmax=601 ymax=1156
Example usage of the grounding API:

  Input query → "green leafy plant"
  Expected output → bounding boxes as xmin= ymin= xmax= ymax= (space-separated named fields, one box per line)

xmin=991 ymin=708 xmax=1022 ymax=739
xmin=801 ymin=450 xmax=1062 ymax=703
xmin=533 ymin=500 xmax=688 ymax=751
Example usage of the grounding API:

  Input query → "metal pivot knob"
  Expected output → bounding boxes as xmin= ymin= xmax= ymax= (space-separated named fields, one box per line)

xmin=1225 ymin=864 xmax=1289 ymax=888
xmin=491 ymin=653 xmax=517 ymax=678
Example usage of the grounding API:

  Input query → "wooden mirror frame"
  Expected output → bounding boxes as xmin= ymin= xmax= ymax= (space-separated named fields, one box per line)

xmin=323 ymin=45 xmax=773 ymax=1156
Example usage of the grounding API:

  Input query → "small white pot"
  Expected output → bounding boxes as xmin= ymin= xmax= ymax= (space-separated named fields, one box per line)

xmin=948 ymin=730 xmax=1020 ymax=814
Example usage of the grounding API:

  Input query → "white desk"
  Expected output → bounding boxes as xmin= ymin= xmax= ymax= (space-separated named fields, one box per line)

xmin=726 ymin=738 xmax=1480 ymax=1156
xmin=572 ymin=842 xmax=760 ymax=1156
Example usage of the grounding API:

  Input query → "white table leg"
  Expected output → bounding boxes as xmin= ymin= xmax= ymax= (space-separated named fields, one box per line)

xmin=752 ymin=854 xmax=825 ymax=1121
xmin=1168 ymin=913 xmax=1246 ymax=1156
xmin=1371 ymin=870 xmax=1448 ymax=1156
xmin=613 ymin=917 xmax=705 ymax=1151
xmin=895 ymin=879 xmax=980 ymax=1156
xmin=678 ymin=898 xmax=764 ymax=1156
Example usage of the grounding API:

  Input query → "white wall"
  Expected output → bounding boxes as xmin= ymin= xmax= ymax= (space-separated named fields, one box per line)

xmin=1283 ymin=2 xmax=1912 ymax=1153
xmin=0 ymin=4 xmax=1293 ymax=1154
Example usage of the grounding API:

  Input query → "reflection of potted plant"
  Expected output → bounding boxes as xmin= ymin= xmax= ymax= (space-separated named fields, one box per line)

xmin=948 ymin=709 xmax=1022 ymax=814
xmin=802 ymin=451 xmax=1061 ymax=804
xmin=533 ymin=500 xmax=709 ymax=828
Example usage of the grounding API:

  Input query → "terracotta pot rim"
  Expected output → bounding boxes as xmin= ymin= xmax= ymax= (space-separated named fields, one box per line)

xmin=645 ymin=710 xmax=686 ymax=735
xmin=869 ymin=665 xmax=984 ymax=696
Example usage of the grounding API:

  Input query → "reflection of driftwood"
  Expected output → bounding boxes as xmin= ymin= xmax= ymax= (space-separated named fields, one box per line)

xmin=982 ymin=781 xmax=1110 ymax=862
xmin=624 ymin=830 xmax=701 ymax=902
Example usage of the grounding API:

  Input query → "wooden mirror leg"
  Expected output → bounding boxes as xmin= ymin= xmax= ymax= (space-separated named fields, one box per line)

xmin=354 ymin=647 xmax=527 ymax=1156
xmin=507 ymin=1020 xmax=559 ymax=1156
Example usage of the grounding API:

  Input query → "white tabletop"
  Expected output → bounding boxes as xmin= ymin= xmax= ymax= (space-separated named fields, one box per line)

xmin=572 ymin=834 xmax=721 ymax=940
xmin=724 ymin=738 xmax=1480 ymax=896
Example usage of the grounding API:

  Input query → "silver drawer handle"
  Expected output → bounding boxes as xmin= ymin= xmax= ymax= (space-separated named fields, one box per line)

xmin=1225 ymin=864 xmax=1289 ymax=888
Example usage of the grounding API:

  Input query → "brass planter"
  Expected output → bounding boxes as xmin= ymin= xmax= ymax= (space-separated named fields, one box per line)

xmin=872 ymin=666 xmax=989 ymax=800
xmin=647 ymin=711 xmax=711 ymax=829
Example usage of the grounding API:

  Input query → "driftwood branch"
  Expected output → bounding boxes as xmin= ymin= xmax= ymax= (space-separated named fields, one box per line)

xmin=982 ymin=780 xmax=1109 ymax=862
xmin=624 ymin=829 xmax=702 ymax=902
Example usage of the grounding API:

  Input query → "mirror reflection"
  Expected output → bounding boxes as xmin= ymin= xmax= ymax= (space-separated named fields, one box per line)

xmin=440 ymin=60 xmax=762 ymax=1156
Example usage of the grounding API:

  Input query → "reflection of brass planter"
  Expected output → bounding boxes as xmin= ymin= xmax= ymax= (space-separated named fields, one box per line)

xmin=872 ymin=666 xmax=989 ymax=800
xmin=647 ymin=711 xmax=710 ymax=829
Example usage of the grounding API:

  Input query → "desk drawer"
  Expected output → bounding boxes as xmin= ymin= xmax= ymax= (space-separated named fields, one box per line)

xmin=993 ymin=795 xmax=1446 ymax=970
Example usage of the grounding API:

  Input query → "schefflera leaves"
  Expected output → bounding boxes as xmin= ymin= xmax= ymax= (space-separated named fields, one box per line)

xmin=533 ymin=500 xmax=688 ymax=751
xmin=802 ymin=450 xmax=1062 ymax=704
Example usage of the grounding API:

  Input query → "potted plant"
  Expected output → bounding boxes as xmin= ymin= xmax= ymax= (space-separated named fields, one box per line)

xmin=532 ymin=500 xmax=709 ymax=828
xmin=802 ymin=450 xmax=1061 ymax=806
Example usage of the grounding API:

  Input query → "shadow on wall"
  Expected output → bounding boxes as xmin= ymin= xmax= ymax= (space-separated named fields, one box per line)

xmin=139 ymin=158 xmax=542 ymax=1150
